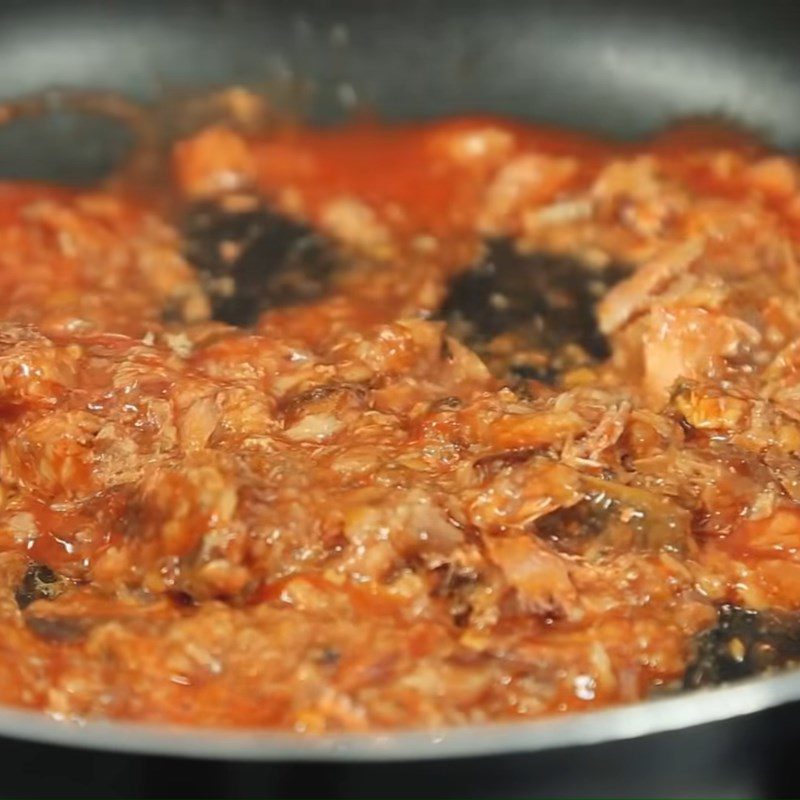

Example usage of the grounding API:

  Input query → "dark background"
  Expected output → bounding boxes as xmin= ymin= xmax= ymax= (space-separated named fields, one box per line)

xmin=1 ymin=0 xmax=800 ymax=796
xmin=3 ymin=700 xmax=800 ymax=798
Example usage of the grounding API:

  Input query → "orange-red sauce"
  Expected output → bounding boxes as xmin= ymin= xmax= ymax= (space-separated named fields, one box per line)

xmin=0 ymin=113 xmax=797 ymax=729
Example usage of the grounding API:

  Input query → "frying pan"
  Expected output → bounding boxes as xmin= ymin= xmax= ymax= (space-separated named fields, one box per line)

xmin=1 ymin=0 xmax=800 ymax=796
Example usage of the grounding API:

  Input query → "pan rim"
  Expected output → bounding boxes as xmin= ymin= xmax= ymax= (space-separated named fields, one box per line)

xmin=1 ymin=668 xmax=799 ymax=761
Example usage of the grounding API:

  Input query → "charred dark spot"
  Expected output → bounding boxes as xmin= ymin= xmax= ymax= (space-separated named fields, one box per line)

xmin=431 ymin=563 xmax=479 ymax=627
xmin=684 ymin=604 xmax=800 ymax=689
xmin=280 ymin=383 xmax=341 ymax=413
xmin=431 ymin=563 xmax=479 ymax=598
xmin=280 ymin=382 xmax=368 ymax=427
xmin=440 ymin=239 xmax=628 ymax=382
xmin=430 ymin=395 xmax=462 ymax=412
xmin=25 ymin=615 xmax=90 ymax=643
xmin=313 ymin=646 xmax=342 ymax=666
xmin=15 ymin=563 xmax=66 ymax=610
xmin=451 ymin=604 xmax=472 ymax=628
xmin=183 ymin=196 xmax=339 ymax=326
xmin=167 ymin=590 xmax=197 ymax=609
xmin=160 ymin=297 xmax=187 ymax=325
xmin=439 ymin=335 xmax=454 ymax=362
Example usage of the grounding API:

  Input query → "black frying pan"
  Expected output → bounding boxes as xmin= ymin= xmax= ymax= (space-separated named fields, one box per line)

xmin=1 ymin=0 xmax=800 ymax=796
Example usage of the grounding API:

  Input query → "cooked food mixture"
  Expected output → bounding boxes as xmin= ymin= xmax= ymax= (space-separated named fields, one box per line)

xmin=1 ymin=109 xmax=800 ymax=730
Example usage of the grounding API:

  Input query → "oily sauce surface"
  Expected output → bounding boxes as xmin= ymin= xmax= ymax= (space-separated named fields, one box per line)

xmin=0 ymin=112 xmax=798 ymax=729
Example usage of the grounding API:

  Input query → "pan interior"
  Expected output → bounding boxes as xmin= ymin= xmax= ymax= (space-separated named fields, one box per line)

xmin=1 ymin=0 xmax=800 ymax=183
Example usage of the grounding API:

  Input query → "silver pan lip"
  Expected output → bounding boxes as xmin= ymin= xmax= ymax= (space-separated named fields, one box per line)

xmin=0 ymin=668 xmax=799 ymax=761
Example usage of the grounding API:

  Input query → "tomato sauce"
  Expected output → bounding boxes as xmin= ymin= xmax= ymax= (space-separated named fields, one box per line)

xmin=0 ymin=112 xmax=797 ymax=729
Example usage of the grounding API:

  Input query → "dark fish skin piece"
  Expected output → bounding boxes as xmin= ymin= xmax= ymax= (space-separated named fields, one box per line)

xmin=15 ymin=563 xmax=65 ymax=610
xmin=439 ymin=239 xmax=628 ymax=382
xmin=16 ymin=563 xmax=86 ymax=642
xmin=534 ymin=497 xmax=614 ymax=556
xmin=24 ymin=615 xmax=90 ymax=644
xmin=182 ymin=198 xmax=339 ymax=326
xmin=684 ymin=604 xmax=800 ymax=689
